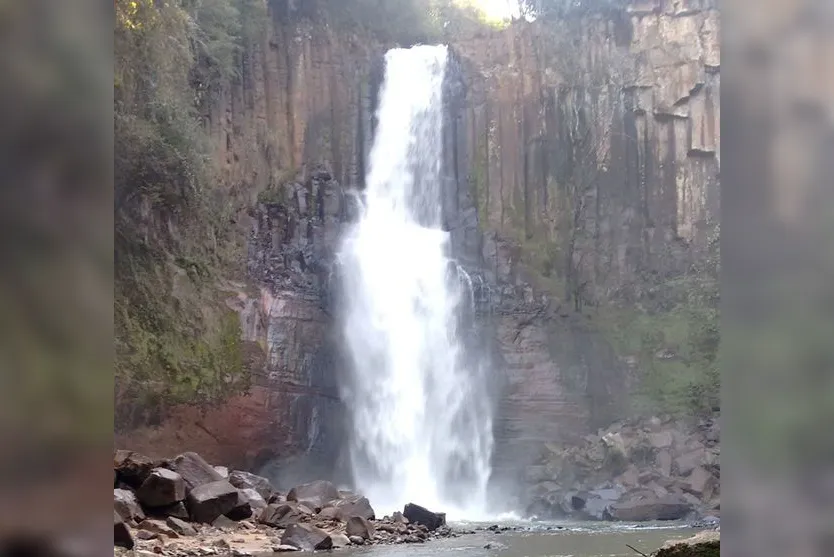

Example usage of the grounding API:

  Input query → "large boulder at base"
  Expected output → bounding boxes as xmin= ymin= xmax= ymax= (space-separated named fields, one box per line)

xmin=186 ymin=480 xmax=240 ymax=523
xmin=403 ymin=503 xmax=446 ymax=531
xmin=286 ymin=480 xmax=340 ymax=512
xmin=114 ymin=450 xmax=154 ymax=489
xmin=345 ymin=516 xmax=375 ymax=540
xmin=607 ymin=494 xmax=692 ymax=521
xmin=240 ymin=488 xmax=268 ymax=513
xmin=228 ymin=470 xmax=274 ymax=500
xmin=330 ymin=533 xmax=351 ymax=548
xmin=114 ymin=488 xmax=145 ymax=523
xmin=280 ymin=523 xmax=333 ymax=551
xmin=259 ymin=503 xmax=306 ymax=528
xmin=114 ymin=511 xmax=134 ymax=549
xmin=570 ymin=487 xmax=623 ymax=520
xmin=136 ymin=468 xmax=186 ymax=508
xmin=332 ymin=495 xmax=375 ymax=521
xmin=226 ymin=487 xmax=267 ymax=520
xmin=171 ymin=452 xmax=224 ymax=491
xmin=151 ymin=501 xmax=189 ymax=520
xmin=656 ymin=530 xmax=720 ymax=557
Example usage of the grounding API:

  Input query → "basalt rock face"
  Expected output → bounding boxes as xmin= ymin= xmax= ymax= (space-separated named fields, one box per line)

xmin=440 ymin=0 xmax=721 ymax=493
xmin=117 ymin=1 xmax=720 ymax=495
xmin=114 ymin=4 xmax=385 ymax=474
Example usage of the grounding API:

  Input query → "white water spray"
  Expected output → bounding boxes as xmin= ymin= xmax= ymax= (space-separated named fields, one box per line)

xmin=338 ymin=45 xmax=493 ymax=519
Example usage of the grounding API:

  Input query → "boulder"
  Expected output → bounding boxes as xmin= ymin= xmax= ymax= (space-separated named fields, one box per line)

xmin=332 ymin=495 xmax=375 ymax=520
xmin=114 ymin=488 xmax=145 ymax=523
xmin=137 ymin=468 xmax=186 ymax=508
xmin=214 ymin=466 xmax=229 ymax=479
xmin=656 ymin=450 xmax=673 ymax=477
xmin=316 ymin=507 xmax=340 ymax=521
xmin=114 ymin=510 xmax=134 ymax=549
xmin=152 ymin=501 xmax=189 ymax=520
xmin=675 ymin=449 xmax=705 ymax=477
xmin=228 ymin=470 xmax=274 ymax=500
xmin=258 ymin=503 xmax=306 ymax=528
xmin=329 ymin=533 xmax=351 ymax=548
xmin=656 ymin=530 xmax=719 ymax=557
xmin=403 ymin=503 xmax=446 ymax=531
xmin=186 ymin=480 xmax=240 ymax=523
xmin=280 ymin=523 xmax=333 ymax=551
xmin=171 ymin=452 xmax=224 ymax=491
xmin=135 ymin=529 xmax=157 ymax=540
xmin=392 ymin=511 xmax=409 ymax=524
xmin=286 ymin=480 xmax=340 ymax=512
xmin=572 ymin=487 xmax=623 ymax=520
xmin=607 ymin=494 xmax=692 ymax=521
xmin=137 ymin=519 xmax=179 ymax=539
xmin=348 ymin=535 xmax=364 ymax=545
xmin=239 ymin=488 xmax=267 ymax=513
xmin=212 ymin=514 xmax=239 ymax=529
xmin=616 ymin=465 xmax=640 ymax=487
xmin=114 ymin=450 xmax=154 ymax=489
xmin=345 ymin=516 xmax=375 ymax=540
xmin=646 ymin=481 xmax=670 ymax=499
xmin=677 ymin=490 xmax=703 ymax=508
xmin=165 ymin=516 xmax=197 ymax=536
xmin=226 ymin=487 xmax=266 ymax=521
xmin=681 ymin=466 xmax=718 ymax=500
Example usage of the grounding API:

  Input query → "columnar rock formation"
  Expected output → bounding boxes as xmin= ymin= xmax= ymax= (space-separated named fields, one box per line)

xmin=117 ymin=0 xmax=720 ymax=506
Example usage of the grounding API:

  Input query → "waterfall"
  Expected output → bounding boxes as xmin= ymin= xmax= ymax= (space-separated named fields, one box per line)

xmin=337 ymin=44 xmax=493 ymax=519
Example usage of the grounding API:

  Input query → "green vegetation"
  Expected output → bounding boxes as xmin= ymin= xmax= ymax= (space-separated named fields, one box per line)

xmin=517 ymin=0 xmax=624 ymax=20
xmin=594 ymin=226 xmax=720 ymax=417
xmin=319 ymin=0 xmax=510 ymax=44
xmin=115 ymin=0 xmax=267 ymax=424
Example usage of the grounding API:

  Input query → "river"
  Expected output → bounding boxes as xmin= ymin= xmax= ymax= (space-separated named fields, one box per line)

xmin=263 ymin=520 xmax=703 ymax=557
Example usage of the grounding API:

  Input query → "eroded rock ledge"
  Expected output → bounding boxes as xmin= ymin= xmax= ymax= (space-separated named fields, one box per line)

xmin=113 ymin=450 xmax=463 ymax=556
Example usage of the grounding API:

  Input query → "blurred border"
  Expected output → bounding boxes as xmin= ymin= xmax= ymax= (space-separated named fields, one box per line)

xmin=723 ymin=0 xmax=834 ymax=555
xmin=0 ymin=1 xmax=113 ymax=555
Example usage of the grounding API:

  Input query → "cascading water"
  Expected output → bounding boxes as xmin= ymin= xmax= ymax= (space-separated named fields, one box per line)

xmin=338 ymin=45 xmax=493 ymax=519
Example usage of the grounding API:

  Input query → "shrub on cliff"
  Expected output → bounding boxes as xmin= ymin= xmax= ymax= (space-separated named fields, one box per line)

xmin=115 ymin=0 xmax=266 ymax=424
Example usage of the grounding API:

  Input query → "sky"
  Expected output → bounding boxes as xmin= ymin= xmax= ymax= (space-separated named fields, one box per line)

xmin=470 ymin=0 xmax=520 ymax=20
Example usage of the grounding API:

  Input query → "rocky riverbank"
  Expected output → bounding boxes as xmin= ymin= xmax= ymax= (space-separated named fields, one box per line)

xmin=525 ymin=416 xmax=720 ymax=523
xmin=655 ymin=529 xmax=720 ymax=557
xmin=114 ymin=450 xmax=462 ymax=556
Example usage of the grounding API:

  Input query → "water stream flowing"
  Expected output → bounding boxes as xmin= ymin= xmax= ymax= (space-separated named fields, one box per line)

xmin=338 ymin=44 xmax=493 ymax=519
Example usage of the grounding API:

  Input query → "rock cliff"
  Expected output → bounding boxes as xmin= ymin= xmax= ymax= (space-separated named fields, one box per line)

xmin=445 ymin=0 xmax=721 ymax=491
xmin=117 ymin=0 xmax=720 ymax=506
xmin=115 ymin=5 xmax=385 ymax=473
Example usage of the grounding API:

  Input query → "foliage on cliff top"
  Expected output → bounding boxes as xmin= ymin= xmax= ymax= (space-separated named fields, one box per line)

xmin=516 ymin=0 xmax=625 ymax=20
xmin=298 ymin=0 xmax=510 ymax=45
xmin=115 ymin=0 xmax=266 ymax=426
